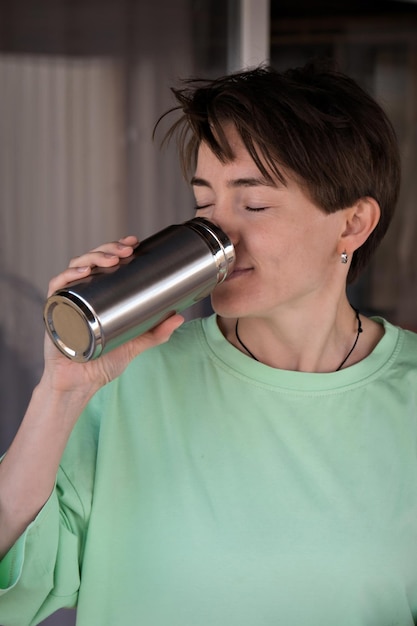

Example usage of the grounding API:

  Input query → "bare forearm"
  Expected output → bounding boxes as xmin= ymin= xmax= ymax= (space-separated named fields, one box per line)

xmin=0 ymin=379 xmax=94 ymax=558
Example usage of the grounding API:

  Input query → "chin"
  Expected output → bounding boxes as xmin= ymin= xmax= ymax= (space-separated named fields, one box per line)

xmin=210 ymin=291 xmax=249 ymax=319
xmin=210 ymin=274 xmax=266 ymax=317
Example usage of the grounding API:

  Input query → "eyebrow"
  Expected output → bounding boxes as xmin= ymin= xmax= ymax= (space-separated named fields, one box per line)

xmin=190 ymin=176 xmax=276 ymax=189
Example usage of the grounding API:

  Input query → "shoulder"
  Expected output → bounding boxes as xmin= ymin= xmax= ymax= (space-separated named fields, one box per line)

xmin=390 ymin=320 xmax=417 ymax=350
xmin=398 ymin=325 xmax=417 ymax=363
xmin=378 ymin=318 xmax=417 ymax=371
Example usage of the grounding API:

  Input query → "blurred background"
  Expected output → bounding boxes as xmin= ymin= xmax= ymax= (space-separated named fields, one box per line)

xmin=0 ymin=1 xmax=416 ymax=623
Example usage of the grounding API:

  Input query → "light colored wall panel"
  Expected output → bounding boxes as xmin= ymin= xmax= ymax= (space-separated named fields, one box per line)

xmin=0 ymin=54 xmax=126 ymax=457
xmin=0 ymin=54 xmax=125 ymax=296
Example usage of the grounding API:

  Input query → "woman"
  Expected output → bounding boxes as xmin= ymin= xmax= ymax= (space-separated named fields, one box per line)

xmin=1 ymin=62 xmax=416 ymax=626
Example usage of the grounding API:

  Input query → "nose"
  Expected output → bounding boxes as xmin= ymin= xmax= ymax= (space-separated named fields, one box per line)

xmin=203 ymin=206 xmax=239 ymax=248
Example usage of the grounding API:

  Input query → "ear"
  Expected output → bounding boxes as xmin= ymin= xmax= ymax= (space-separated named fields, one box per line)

xmin=338 ymin=196 xmax=381 ymax=255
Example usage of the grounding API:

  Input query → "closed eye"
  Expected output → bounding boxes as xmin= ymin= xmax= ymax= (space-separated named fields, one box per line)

xmin=245 ymin=206 xmax=269 ymax=212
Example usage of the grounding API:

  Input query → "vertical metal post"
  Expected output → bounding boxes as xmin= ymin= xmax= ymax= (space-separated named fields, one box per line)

xmin=227 ymin=0 xmax=270 ymax=72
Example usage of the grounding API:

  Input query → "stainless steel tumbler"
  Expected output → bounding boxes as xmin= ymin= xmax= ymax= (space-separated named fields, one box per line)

xmin=43 ymin=217 xmax=235 ymax=362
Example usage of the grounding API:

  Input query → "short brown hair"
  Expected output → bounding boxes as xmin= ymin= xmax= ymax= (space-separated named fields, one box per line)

xmin=158 ymin=62 xmax=401 ymax=284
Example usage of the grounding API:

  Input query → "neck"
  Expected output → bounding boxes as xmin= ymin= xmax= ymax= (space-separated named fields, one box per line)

xmin=220 ymin=300 xmax=364 ymax=373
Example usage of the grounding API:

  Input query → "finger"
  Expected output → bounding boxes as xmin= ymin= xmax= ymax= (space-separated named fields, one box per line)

xmin=68 ymin=238 xmax=138 ymax=269
xmin=46 ymin=236 xmax=140 ymax=297
xmin=92 ymin=314 xmax=186 ymax=383
xmin=142 ymin=314 xmax=186 ymax=345
xmin=94 ymin=235 xmax=139 ymax=252
xmin=117 ymin=235 xmax=139 ymax=248
xmin=67 ymin=250 xmax=118 ymax=270
xmin=123 ymin=314 xmax=186 ymax=358
xmin=89 ymin=235 xmax=139 ymax=255
xmin=47 ymin=265 xmax=92 ymax=296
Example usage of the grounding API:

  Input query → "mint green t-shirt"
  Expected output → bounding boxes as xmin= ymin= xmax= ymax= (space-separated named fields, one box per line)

xmin=1 ymin=315 xmax=417 ymax=626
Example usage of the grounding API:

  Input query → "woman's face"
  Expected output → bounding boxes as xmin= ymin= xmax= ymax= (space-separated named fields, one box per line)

xmin=192 ymin=125 xmax=348 ymax=321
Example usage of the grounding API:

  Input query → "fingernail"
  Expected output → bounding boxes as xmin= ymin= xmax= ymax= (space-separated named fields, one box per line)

xmin=77 ymin=266 xmax=90 ymax=272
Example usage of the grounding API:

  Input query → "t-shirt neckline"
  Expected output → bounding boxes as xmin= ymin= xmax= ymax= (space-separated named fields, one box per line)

xmin=200 ymin=314 xmax=401 ymax=393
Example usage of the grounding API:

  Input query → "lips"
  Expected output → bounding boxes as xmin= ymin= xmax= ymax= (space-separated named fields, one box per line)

xmin=226 ymin=267 xmax=253 ymax=281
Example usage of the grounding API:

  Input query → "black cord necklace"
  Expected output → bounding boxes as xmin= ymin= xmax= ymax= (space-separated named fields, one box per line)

xmin=335 ymin=307 xmax=363 ymax=371
xmin=234 ymin=319 xmax=260 ymax=362
xmin=234 ymin=307 xmax=363 ymax=372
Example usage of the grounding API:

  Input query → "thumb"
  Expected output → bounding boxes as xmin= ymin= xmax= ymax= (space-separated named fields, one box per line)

xmin=125 ymin=314 xmax=185 ymax=357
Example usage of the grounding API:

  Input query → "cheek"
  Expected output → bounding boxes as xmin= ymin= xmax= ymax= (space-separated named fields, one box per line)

xmin=286 ymin=217 xmax=337 ymax=258
xmin=263 ymin=231 xmax=334 ymax=287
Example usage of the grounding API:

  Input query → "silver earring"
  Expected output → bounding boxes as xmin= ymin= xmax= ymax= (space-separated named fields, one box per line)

xmin=340 ymin=251 xmax=349 ymax=264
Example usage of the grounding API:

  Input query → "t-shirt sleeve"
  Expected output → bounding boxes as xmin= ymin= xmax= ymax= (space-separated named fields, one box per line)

xmin=0 ymin=387 xmax=104 ymax=625
xmin=0 ymin=484 xmax=81 ymax=625
xmin=0 ymin=531 xmax=25 ymax=592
